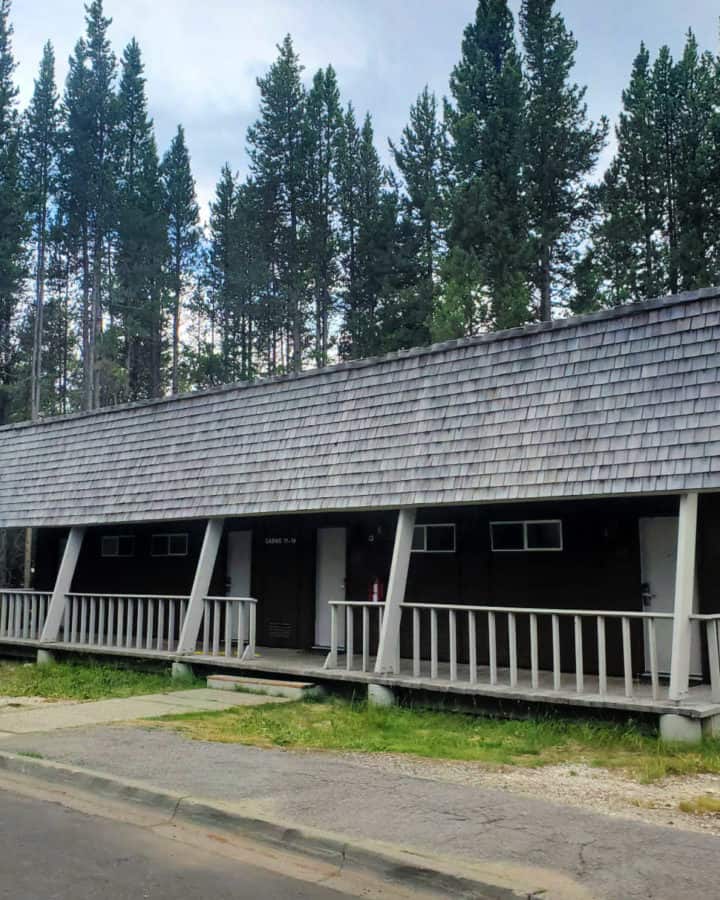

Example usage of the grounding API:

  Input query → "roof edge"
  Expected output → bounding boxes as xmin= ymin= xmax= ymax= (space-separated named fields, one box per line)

xmin=3 ymin=285 xmax=719 ymax=434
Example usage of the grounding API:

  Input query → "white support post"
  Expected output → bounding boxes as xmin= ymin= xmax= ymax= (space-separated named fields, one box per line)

xmin=40 ymin=526 xmax=85 ymax=642
xmin=176 ymin=519 xmax=224 ymax=654
xmin=374 ymin=507 xmax=416 ymax=675
xmin=669 ymin=492 xmax=699 ymax=702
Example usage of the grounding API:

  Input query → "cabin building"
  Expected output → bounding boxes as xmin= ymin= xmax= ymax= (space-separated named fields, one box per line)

xmin=1 ymin=287 xmax=719 ymax=740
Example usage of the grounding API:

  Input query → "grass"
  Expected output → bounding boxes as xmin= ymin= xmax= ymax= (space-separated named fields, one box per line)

xmin=158 ymin=696 xmax=720 ymax=783
xmin=0 ymin=660 xmax=201 ymax=701
xmin=678 ymin=795 xmax=720 ymax=816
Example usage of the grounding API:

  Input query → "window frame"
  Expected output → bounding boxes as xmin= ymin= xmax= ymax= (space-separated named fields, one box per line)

xmin=489 ymin=519 xmax=563 ymax=552
xmin=101 ymin=535 xmax=135 ymax=558
xmin=150 ymin=532 xmax=189 ymax=558
xmin=411 ymin=523 xmax=456 ymax=554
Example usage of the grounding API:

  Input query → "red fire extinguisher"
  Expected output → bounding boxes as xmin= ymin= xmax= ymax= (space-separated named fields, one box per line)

xmin=369 ymin=577 xmax=385 ymax=603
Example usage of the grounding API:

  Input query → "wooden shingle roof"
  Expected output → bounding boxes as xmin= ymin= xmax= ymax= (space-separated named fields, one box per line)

xmin=2 ymin=287 xmax=719 ymax=527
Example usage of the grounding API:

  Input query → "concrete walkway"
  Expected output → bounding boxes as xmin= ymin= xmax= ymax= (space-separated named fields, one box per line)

xmin=0 ymin=689 xmax=287 ymax=735
xmin=1 ymin=722 xmax=719 ymax=899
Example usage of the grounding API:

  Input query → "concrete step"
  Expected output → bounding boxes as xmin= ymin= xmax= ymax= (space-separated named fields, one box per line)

xmin=206 ymin=674 xmax=323 ymax=700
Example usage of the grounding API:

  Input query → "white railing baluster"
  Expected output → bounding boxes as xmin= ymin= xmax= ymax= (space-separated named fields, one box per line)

xmin=430 ymin=607 xmax=438 ymax=679
xmin=346 ymin=606 xmax=354 ymax=671
xmin=30 ymin=594 xmax=37 ymax=640
xmin=98 ymin=597 xmax=106 ymax=647
xmin=326 ymin=604 xmax=338 ymax=668
xmin=622 ymin=616 xmax=633 ymax=698
xmin=529 ymin=613 xmax=539 ymax=689
xmin=157 ymin=599 xmax=165 ymax=652
xmin=23 ymin=594 xmax=30 ymax=639
xmin=116 ymin=598 xmax=125 ymax=648
xmin=202 ymin=600 xmax=210 ymax=654
xmin=597 ymin=616 xmax=607 ymax=696
xmin=508 ymin=612 xmax=517 ymax=688
xmin=212 ymin=600 xmax=220 ymax=655
xmin=237 ymin=601 xmax=246 ymax=659
xmin=146 ymin=597 xmax=154 ymax=650
xmin=224 ymin=601 xmax=232 ymax=657
xmin=362 ymin=605 xmax=370 ymax=673
xmin=136 ymin=598 xmax=144 ymax=650
xmin=449 ymin=609 xmax=458 ymax=682
xmin=468 ymin=610 xmax=477 ymax=685
xmin=89 ymin=596 xmax=96 ymax=646
xmin=552 ymin=614 xmax=561 ymax=691
xmin=126 ymin=598 xmax=134 ymax=647
xmin=707 ymin=620 xmax=720 ymax=703
xmin=574 ymin=615 xmax=584 ymax=694
xmin=488 ymin=610 xmax=497 ymax=685
xmin=247 ymin=602 xmax=256 ymax=658
xmin=107 ymin=598 xmax=115 ymax=646
xmin=412 ymin=607 xmax=421 ymax=677
xmin=168 ymin=600 xmax=176 ymax=652
xmin=647 ymin=617 xmax=659 ymax=700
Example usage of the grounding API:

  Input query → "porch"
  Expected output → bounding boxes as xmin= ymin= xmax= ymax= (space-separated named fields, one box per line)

xmin=2 ymin=490 xmax=719 ymax=738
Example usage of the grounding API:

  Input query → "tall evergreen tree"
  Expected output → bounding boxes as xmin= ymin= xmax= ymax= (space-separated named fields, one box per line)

xmin=303 ymin=65 xmax=341 ymax=367
xmin=161 ymin=124 xmax=199 ymax=394
xmin=0 ymin=0 xmax=25 ymax=425
xmin=390 ymin=86 xmax=447 ymax=344
xmin=336 ymin=110 xmax=387 ymax=358
xmin=22 ymin=41 xmax=59 ymax=420
xmin=59 ymin=0 xmax=117 ymax=409
xmin=247 ymin=35 xmax=307 ymax=373
xmin=521 ymin=0 xmax=607 ymax=320
xmin=206 ymin=163 xmax=237 ymax=382
xmin=445 ymin=0 xmax=530 ymax=332
xmin=115 ymin=38 xmax=167 ymax=400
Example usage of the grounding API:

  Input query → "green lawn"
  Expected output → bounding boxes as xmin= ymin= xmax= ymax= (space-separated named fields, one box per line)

xmin=0 ymin=660 xmax=200 ymax=701
xmin=159 ymin=696 xmax=720 ymax=783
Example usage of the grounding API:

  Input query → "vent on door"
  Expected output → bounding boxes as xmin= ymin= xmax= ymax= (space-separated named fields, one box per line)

xmin=268 ymin=621 xmax=294 ymax=644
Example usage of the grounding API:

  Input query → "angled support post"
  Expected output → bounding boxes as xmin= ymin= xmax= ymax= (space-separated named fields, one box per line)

xmin=177 ymin=518 xmax=224 ymax=654
xmin=41 ymin=526 xmax=85 ymax=642
xmin=669 ymin=493 xmax=699 ymax=701
xmin=374 ymin=508 xmax=416 ymax=675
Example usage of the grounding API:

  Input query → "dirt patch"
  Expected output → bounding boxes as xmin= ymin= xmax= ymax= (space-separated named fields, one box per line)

xmin=335 ymin=751 xmax=720 ymax=836
xmin=0 ymin=695 xmax=58 ymax=710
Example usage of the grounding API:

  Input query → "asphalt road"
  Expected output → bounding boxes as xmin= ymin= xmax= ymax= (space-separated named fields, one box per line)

xmin=0 ymin=788 xmax=356 ymax=899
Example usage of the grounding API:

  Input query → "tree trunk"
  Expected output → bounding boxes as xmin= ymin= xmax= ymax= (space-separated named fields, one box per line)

xmin=539 ymin=241 xmax=552 ymax=322
xmin=31 ymin=203 xmax=47 ymax=421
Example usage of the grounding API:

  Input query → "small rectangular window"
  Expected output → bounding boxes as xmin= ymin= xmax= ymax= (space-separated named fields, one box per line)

xmin=490 ymin=520 xmax=562 ymax=552
xmin=151 ymin=533 xmax=189 ymax=557
xmin=101 ymin=535 xmax=134 ymax=558
xmin=412 ymin=524 xmax=456 ymax=553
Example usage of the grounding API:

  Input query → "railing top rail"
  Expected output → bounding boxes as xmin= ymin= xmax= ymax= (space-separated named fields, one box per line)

xmin=0 ymin=589 xmax=52 ymax=595
xmin=328 ymin=601 xmax=384 ymax=607
xmin=690 ymin=614 xmax=720 ymax=621
xmin=204 ymin=595 xmax=258 ymax=604
xmin=400 ymin=602 xmax=674 ymax=619
xmin=65 ymin=592 xmax=190 ymax=601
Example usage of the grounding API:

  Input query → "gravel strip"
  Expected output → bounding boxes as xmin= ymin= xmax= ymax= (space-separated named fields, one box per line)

xmin=332 ymin=751 xmax=720 ymax=836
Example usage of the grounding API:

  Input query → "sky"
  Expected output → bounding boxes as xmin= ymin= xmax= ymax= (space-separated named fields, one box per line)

xmin=11 ymin=0 xmax=720 ymax=216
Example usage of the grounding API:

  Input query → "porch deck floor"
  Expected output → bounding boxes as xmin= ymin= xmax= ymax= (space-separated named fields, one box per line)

xmin=2 ymin=638 xmax=718 ymax=718
xmin=193 ymin=645 xmax=720 ymax=719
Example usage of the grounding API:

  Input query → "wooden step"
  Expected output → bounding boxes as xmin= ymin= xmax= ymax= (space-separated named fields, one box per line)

xmin=206 ymin=674 xmax=323 ymax=700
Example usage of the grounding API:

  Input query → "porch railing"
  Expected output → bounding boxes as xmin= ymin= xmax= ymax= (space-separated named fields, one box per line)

xmin=691 ymin=614 xmax=720 ymax=702
xmin=324 ymin=601 xmax=385 ymax=672
xmin=0 ymin=590 xmax=51 ymax=641
xmin=62 ymin=593 xmax=189 ymax=651
xmin=327 ymin=600 xmax=676 ymax=700
xmin=200 ymin=596 xmax=257 ymax=660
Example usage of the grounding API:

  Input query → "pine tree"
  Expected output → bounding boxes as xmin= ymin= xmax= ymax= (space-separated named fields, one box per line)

xmin=59 ymin=0 xmax=117 ymax=409
xmin=22 ymin=41 xmax=59 ymax=420
xmin=445 ymin=0 xmax=530 ymax=332
xmin=206 ymin=163 xmax=237 ymax=382
xmin=651 ymin=45 xmax=679 ymax=294
xmin=247 ymin=35 xmax=307 ymax=373
xmin=161 ymin=124 xmax=199 ymax=394
xmin=336 ymin=110 xmax=387 ymax=358
xmin=390 ymin=86 xmax=447 ymax=344
xmin=115 ymin=38 xmax=167 ymax=400
xmin=303 ymin=66 xmax=341 ymax=367
xmin=521 ymin=0 xmax=608 ymax=320
xmin=673 ymin=30 xmax=716 ymax=291
xmin=592 ymin=45 xmax=663 ymax=304
xmin=0 ymin=0 xmax=25 ymax=425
